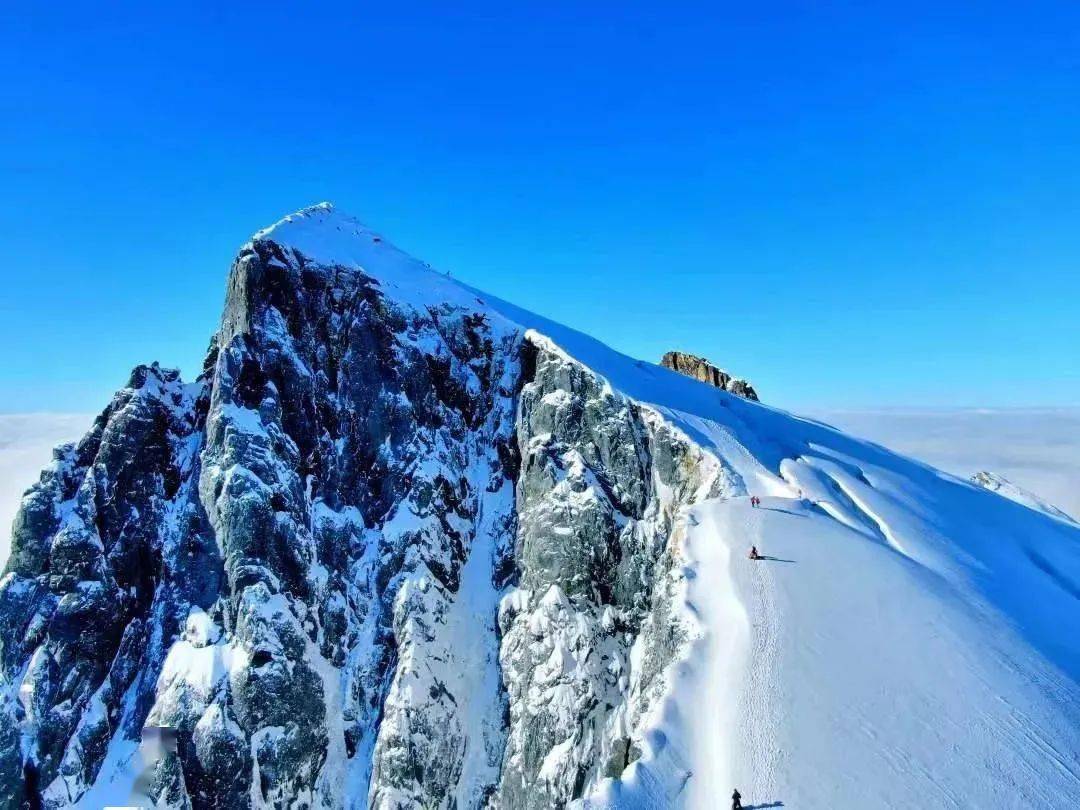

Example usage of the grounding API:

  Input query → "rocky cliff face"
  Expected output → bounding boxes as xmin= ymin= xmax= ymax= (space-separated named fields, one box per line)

xmin=0 ymin=206 xmax=737 ymax=809
xmin=495 ymin=337 xmax=733 ymax=808
xmin=660 ymin=352 xmax=758 ymax=401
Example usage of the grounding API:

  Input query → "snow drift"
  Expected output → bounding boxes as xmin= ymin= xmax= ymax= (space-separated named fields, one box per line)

xmin=1 ymin=203 xmax=1078 ymax=809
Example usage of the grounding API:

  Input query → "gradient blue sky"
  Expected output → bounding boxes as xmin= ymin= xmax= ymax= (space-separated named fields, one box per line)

xmin=2 ymin=1 xmax=1078 ymax=413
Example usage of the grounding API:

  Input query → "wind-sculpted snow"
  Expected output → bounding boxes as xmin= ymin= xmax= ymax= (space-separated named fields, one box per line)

xmin=2 ymin=203 xmax=1079 ymax=809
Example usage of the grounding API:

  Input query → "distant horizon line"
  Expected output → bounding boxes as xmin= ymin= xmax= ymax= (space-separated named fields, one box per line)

xmin=3 ymin=404 xmax=1080 ymax=419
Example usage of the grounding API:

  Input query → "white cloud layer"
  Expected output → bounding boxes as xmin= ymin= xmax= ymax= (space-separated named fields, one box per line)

xmin=0 ymin=414 xmax=93 ymax=565
xmin=806 ymin=407 xmax=1080 ymax=519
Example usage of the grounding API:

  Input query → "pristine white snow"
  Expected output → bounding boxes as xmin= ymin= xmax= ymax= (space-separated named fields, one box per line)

xmin=252 ymin=203 xmax=499 ymax=319
xmin=588 ymin=492 xmax=1080 ymax=809
xmin=253 ymin=204 xmax=1080 ymax=808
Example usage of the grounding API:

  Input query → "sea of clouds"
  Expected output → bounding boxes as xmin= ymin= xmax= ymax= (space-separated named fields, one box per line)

xmin=808 ymin=407 xmax=1080 ymax=520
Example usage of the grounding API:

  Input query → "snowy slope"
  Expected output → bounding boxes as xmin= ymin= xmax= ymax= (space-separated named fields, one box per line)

xmin=3 ymin=204 xmax=1078 ymax=810
xmin=475 ymin=315 xmax=1080 ymax=809
xmin=972 ymin=470 xmax=1075 ymax=523
xmin=257 ymin=205 xmax=1080 ymax=808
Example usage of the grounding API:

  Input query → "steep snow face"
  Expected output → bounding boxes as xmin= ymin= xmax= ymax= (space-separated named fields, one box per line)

xmin=2 ymin=203 xmax=1079 ymax=810
xmin=587 ymin=493 xmax=1080 ymax=810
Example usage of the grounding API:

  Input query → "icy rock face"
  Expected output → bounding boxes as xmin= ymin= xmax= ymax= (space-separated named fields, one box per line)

xmin=660 ymin=351 xmax=758 ymax=401
xmin=173 ymin=235 xmax=524 ymax=809
xmin=0 ymin=205 xmax=728 ymax=809
xmin=0 ymin=363 xmax=210 ymax=809
xmin=495 ymin=338 xmax=734 ymax=808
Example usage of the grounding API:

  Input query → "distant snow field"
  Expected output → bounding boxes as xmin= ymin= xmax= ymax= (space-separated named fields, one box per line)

xmin=807 ymin=407 xmax=1080 ymax=520
xmin=0 ymin=413 xmax=93 ymax=565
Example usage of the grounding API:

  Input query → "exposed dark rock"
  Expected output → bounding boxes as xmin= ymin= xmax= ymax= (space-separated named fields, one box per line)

xmin=660 ymin=351 xmax=759 ymax=401
xmin=0 ymin=205 xmax=731 ymax=809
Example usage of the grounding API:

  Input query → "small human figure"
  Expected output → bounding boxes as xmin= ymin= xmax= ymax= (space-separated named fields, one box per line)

xmin=750 ymin=495 xmax=760 ymax=508
xmin=732 ymin=787 xmax=742 ymax=809
xmin=748 ymin=546 xmax=760 ymax=560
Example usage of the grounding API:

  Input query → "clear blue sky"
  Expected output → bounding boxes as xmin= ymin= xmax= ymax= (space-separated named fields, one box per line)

xmin=2 ymin=1 xmax=1078 ymax=413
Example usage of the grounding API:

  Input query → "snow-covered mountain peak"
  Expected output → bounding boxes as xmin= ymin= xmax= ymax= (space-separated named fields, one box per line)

xmin=247 ymin=202 xmax=502 ymax=320
xmin=2 ymin=208 xmax=1079 ymax=810
xmin=252 ymin=202 xmax=376 ymax=258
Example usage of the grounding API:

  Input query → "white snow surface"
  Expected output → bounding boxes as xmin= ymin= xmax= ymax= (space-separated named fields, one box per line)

xmin=252 ymin=205 xmax=1080 ymax=808
xmin=252 ymin=202 xmax=490 ymax=316
xmin=971 ymin=470 xmax=1076 ymax=523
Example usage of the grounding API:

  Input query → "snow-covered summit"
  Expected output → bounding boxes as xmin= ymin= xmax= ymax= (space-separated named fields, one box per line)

xmin=246 ymin=206 xmax=1080 ymax=808
xmin=249 ymin=202 xmax=493 ymax=316
xmin=251 ymin=202 xmax=394 ymax=271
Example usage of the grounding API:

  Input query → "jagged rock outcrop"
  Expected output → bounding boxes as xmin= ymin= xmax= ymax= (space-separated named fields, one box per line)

xmin=495 ymin=337 xmax=735 ymax=808
xmin=660 ymin=351 xmax=758 ymax=401
xmin=0 ymin=205 xmax=732 ymax=809
xmin=0 ymin=362 xmax=208 ymax=809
